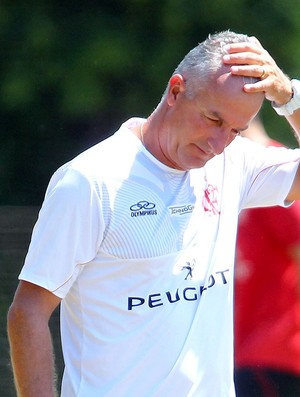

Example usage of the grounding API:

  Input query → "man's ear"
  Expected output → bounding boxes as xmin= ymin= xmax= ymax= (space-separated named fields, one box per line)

xmin=167 ymin=74 xmax=186 ymax=105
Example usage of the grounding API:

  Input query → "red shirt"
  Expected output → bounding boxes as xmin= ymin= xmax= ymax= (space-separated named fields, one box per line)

xmin=234 ymin=142 xmax=300 ymax=374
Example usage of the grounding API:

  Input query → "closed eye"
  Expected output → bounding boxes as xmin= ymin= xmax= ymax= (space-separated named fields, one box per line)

xmin=205 ymin=115 xmax=222 ymax=126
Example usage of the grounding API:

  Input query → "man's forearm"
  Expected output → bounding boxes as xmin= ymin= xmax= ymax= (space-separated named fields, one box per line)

xmin=7 ymin=307 xmax=58 ymax=397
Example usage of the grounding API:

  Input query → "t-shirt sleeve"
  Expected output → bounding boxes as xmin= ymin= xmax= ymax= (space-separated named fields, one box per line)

xmin=19 ymin=166 xmax=104 ymax=298
xmin=237 ymin=140 xmax=300 ymax=209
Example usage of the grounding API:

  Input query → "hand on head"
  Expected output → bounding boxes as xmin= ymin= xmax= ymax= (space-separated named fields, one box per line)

xmin=223 ymin=38 xmax=292 ymax=106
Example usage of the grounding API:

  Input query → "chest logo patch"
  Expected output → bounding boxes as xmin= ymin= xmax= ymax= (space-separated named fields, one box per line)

xmin=130 ymin=200 xmax=157 ymax=217
xmin=202 ymin=184 xmax=220 ymax=215
xmin=169 ymin=204 xmax=194 ymax=216
xmin=181 ymin=260 xmax=195 ymax=280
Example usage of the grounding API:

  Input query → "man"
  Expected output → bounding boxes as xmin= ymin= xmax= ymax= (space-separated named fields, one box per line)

xmin=234 ymin=117 xmax=300 ymax=397
xmin=7 ymin=31 xmax=300 ymax=397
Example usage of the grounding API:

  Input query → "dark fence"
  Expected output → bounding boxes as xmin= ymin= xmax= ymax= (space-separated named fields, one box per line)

xmin=0 ymin=206 xmax=64 ymax=396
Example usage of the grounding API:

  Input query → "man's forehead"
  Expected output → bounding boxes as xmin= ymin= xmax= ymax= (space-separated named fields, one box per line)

xmin=206 ymin=72 xmax=263 ymax=123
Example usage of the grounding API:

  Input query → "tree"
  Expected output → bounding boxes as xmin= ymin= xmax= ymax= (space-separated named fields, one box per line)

xmin=1 ymin=0 xmax=299 ymax=204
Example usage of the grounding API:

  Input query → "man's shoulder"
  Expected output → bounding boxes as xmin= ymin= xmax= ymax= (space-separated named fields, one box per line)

xmin=56 ymin=125 xmax=141 ymax=185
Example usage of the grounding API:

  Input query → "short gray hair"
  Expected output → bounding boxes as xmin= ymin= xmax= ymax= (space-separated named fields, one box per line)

xmin=164 ymin=30 xmax=258 ymax=99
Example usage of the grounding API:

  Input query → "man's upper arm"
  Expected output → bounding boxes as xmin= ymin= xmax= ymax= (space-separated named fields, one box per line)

xmin=9 ymin=280 xmax=61 ymax=321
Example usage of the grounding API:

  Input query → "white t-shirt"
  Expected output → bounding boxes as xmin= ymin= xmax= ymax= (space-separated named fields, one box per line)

xmin=20 ymin=118 xmax=300 ymax=397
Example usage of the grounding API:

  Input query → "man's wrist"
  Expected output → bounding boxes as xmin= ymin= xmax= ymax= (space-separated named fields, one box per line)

xmin=272 ymin=79 xmax=300 ymax=116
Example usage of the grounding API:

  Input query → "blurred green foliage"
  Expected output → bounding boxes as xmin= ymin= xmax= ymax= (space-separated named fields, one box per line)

xmin=1 ymin=0 xmax=300 ymax=204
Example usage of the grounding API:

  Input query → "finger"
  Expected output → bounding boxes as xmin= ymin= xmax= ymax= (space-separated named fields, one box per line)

xmin=230 ymin=65 xmax=269 ymax=79
xmin=223 ymin=52 xmax=264 ymax=66
xmin=223 ymin=42 xmax=263 ymax=55
xmin=243 ymin=82 xmax=266 ymax=94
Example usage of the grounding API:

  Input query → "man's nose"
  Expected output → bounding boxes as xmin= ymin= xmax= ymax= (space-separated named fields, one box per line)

xmin=207 ymin=128 xmax=231 ymax=155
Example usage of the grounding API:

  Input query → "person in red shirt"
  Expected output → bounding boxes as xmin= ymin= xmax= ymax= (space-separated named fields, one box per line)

xmin=234 ymin=117 xmax=300 ymax=397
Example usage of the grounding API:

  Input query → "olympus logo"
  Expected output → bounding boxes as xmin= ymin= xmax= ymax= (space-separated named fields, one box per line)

xmin=130 ymin=200 xmax=157 ymax=217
